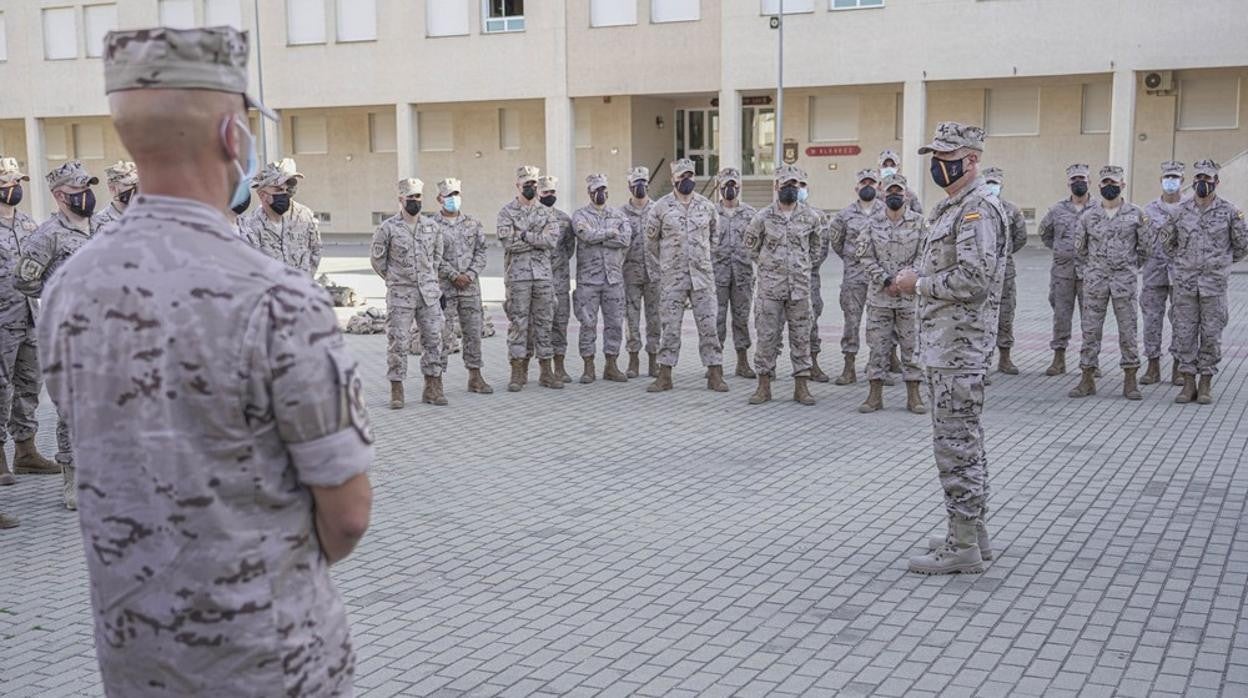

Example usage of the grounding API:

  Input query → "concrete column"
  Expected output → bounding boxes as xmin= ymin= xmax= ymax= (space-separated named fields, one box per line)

xmin=901 ymin=79 xmax=928 ymax=206
xmin=1108 ymin=68 xmax=1137 ymax=197
xmin=545 ymin=97 xmax=575 ymax=202
xmin=261 ymin=113 xmax=281 ymax=164
xmin=23 ymin=117 xmax=49 ymax=220
xmin=395 ymin=102 xmax=418 ymax=180
xmin=717 ymin=89 xmax=742 ymax=171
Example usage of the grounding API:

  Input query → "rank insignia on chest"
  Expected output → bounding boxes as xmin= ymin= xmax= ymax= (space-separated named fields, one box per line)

xmin=962 ymin=212 xmax=981 ymax=222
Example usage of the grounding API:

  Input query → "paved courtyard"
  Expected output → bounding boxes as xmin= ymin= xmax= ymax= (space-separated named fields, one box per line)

xmin=2 ymin=245 xmax=1247 ymax=697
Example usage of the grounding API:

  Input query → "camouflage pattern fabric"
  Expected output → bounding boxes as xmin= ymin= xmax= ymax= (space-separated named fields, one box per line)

xmin=1039 ymin=198 xmax=1091 ymax=350
xmin=743 ymin=201 xmax=822 ymax=376
xmin=372 ymin=213 xmax=445 ymax=379
xmin=436 ymin=212 xmax=489 ymax=369
xmin=645 ymin=192 xmax=722 ymax=367
xmin=498 ymin=200 xmax=559 ymax=360
xmin=714 ymin=202 xmax=757 ymax=351
xmin=1074 ymin=202 xmax=1149 ymax=369
xmin=572 ymin=204 xmax=630 ymax=357
xmin=621 ymin=198 xmax=659 ymax=354
xmin=238 ymin=200 xmax=322 ymax=276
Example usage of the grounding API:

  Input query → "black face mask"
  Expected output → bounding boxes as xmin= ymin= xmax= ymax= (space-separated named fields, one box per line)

xmin=65 ymin=189 xmax=96 ymax=218
xmin=1099 ymin=184 xmax=1121 ymax=201
xmin=1195 ymin=180 xmax=1216 ymax=198
xmin=0 ymin=185 xmax=22 ymax=207
xmin=404 ymin=199 xmax=423 ymax=216
xmin=676 ymin=178 xmax=696 ymax=196
xmin=231 ymin=193 xmax=251 ymax=216
xmin=521 ymin=184 xmax=537 ymax=200
xmin=778 ymin=185 xmax=799 ymax=205
xmin=591 ymin=190 xmax=607 ymax=206
xmin=631 ymin=183 xmax=647 ymax=199
xmin=930 ymin=157 xmax=966 ymax=189
xmin=858 ymin=185 xmax=877 ymax=202
xmin=722 ymin=184 xmax=738 ymax=201
xmin=268 ymin=193 xmax=291 ymax=215
xmin=885 ymin=193 xmax=906 ymax=211
xmin=539 ymin=194 xmax=557 ymax=207
xmin=117 ymin=188 xmax=136 ymax=206
xmin=1070 ymin=181 xmax=1089 ymax=197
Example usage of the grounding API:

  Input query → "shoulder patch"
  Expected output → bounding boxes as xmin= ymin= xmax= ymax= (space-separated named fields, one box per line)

xmin=1238 ymin=211 xmax=1244 ymax=220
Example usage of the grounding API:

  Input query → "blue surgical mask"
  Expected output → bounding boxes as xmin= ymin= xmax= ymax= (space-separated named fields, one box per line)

xmin=880 ymin=167 xmax=898 ymax=179
xmin=227 ymin=116 xmax=258 ymax=211
xmin=797 ymin=188 xmax=809 ymax=202
xmin=1161 ymin=177 xmax=1182 ymax=194
xmin=985 ymin=183 xmax=1002 ymax=197
xmin=444 ymin=195 xmax=461 ymax=213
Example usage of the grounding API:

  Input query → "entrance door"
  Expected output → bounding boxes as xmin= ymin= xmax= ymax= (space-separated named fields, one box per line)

xmin=675 ymin=108 xmax=719 ymax=177
xmin=742 ymin=106 xmax=776 ymax=177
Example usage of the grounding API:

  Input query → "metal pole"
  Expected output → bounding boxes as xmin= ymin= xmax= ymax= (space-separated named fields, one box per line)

xmin=774 ymin=0 xmax=784 ymax=169
xmin=253 ymin=0 xmax=268 ymax=159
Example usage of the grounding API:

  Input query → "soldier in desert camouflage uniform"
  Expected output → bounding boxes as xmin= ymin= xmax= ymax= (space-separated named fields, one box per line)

xmin=238 ymin=157 xmax=321 ymax=276
xmin=1039 ymin=163 xmax=1093 ymax=376
xmin=621 ymin=166 xmax=660 ymax=378
xmin=572 ymin=174 xmax=631 ymax=383
xmin=982 ymin=167 xmax=1028 ymax=375
xmin=1139 ymin=161 xmax=1185 ymax=387
xmin=877 ymin=149 xmax=924 ymax=216
xmin=91 ymin=160 xmax=138 ymax=231
xmin=713 ymin=167 xmax=757 ymax=379
xmin=827 ymin=168 xmax=884 ymax=386
xmin=435 ymin=177 xmax=493 ymax=395
xmin=539 ymin=175 xmax=576 ymax=383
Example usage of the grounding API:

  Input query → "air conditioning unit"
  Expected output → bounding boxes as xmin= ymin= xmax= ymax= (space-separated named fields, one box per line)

xmin=1144 ymin=71 xmax=1174 ymax=93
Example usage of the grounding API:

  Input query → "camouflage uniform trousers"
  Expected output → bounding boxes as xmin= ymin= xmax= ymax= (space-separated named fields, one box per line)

xmin=387 ymin=296 xmax=444 ymax=381
xmin=716 ymin=275 xmax=753 ymax=351
xmin=444 ymin=290 xmax=485 ymax=370
xmin=839 ymin=280 xmax=868 ymax=355
xmin=996 ymin=261 xmax=1018 ymax=349
xmin=506 ymin=279 xmax=555 ymax=360
xmin=658 ymin=287 xmax=723 ymax=368
xmin=1140 ymin=284 xmax=1175 ymax=360
xmin=865 ymin=306 xmax=922 ymax=382
xmin=1171 ymin=288 xmax=1229 ymax=376
xmin=1079 ymin=282 xmax=1140 ymax=370
xmin=752 ymin=296 xmax=812 ymax=377
xmin=927 ymin=369 xmax=989 ymax=522
xmin=1049 ymin=274 xmax=1083 ymax=351
xmin=552 ymin=289 xmax=572 ymax=356
xmin=810 ymin=273 xmax=825 ymax=354
xmin=0 ymin=324 xmax=41 ymax=445
xmin=575 ymin=283 xmax=626 ymax=357
xmin=625 ymin=281 xmax=660 ymax=355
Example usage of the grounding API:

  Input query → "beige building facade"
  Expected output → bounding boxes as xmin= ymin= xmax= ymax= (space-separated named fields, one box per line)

xmin=1 ymin=0 xmax=1247 ymax=230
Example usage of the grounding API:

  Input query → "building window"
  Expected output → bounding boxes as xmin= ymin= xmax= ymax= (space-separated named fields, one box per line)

xmin=291 ymin=115 xmax=329 ymax=154
xmin=0 ymin=12 xmax=9 ymax=62
xmin=44 ymin=125 xmax=70 ymax=160
xmin=73 ymin=123 xmax=105 ymax=159
xmin=651 ymin=0 xmax=699 ymax=23
xmin=159 ymin=0 xmax=197 ymax=29
xmin=575 ymin=108 xmax=592 ymax=149
xmin=337 ymin=0 xmax=376 ymax=42
xmin=761 ymin=0 xmax=814 ymax=14
xmin=205 ymin=0 xmax=244 ymax=29
xmin=1178 ymin=75 xmax=1240 ymax=131
xmin=985 ymin=86 xmax=1040 ymax=137
xmin=419 ymin=111 xmax=454 ymax=152
xmin=42 ymin=7 xmax=78 ymax=60
xmin=1080 ymin=82 xmax=1111 ymax=135
xmin=831 ymin=0 xmax=883 ymax=9
xmin=427 ymin=0 xmax=470 ymax=36
xmin=499 ymin=109 xmax=521 ymax=151
xmin=369 ymin=112 xmax=397 ymax=153
xmin=287 ymin=0 xmax=327 ymax=45
xmin=483 ymin=0 xmax=524 ymax=33
xmin=809 ymin=94 xmax=859 ymax=142
xmin=84 ymin=5 xmax=118 ymax=59
xmin=591 ymin=0 xmax=637 ymax=27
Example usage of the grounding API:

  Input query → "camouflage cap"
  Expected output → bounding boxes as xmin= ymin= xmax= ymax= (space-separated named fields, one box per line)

xmin=982 ymin=166 xmax=1005 ymax=184
xmin=774 ymin=164 xmax=802 ymax=185
xmin=881 ymin=173 xmax=909 ymax=191
xmin=1098 ymin=165 xmax=1125 ymax=184
xmin=515 ymin=165 xmax=540 ymax=184
xmin=537 ymin=175 xmax=558 ymax=191
xmin=917 ymin=121 xmax=985 ymax=155
xmin=0 ymin=157 xmax=30 ymax=184
xmin=105 ymin=160 xmax=139 ymax=187
xmin=797 ymin=167 xmax=810 ymax=185
xmin=717 ymin=167 xmax=742 ymax=186
xmin=585 ymin=173 xmax=608 ymax=190
xmin=252 ymin=158 xmax=304 ymax=190
xmin=46 ymin=161 xmax=99 ymax=191
xmin=103 ymin=27 xmax=276 ymax=120
xmin=437 ymin=178 xmax=462 ymax=196
xmin=1066 ymin=163 xmax=1090 ymax=180
xmin=1160 ymin=160 xmax=1185 ymax=177
xmin=397 ymin=178 xmax=423 ymax=197
xmin=1193 ymin=159 xmax=1220 ymax=177
xmin=670 ymin=158 xmax=696 ymax=178
xmin=878 ymin=148 xmax=901 ymax=167
xmin=627 ymin=166 xmax=650 ymax=184
xmin=855 ymin=168 xmax=880 ymax=184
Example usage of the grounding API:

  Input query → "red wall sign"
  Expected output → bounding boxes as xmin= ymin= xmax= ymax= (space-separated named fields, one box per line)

xmin=805 ymin=145 xmax=862 ymax=157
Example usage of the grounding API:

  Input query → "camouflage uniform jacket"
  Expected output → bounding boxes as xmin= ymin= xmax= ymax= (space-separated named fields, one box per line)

xmin=1002 ymin=198 xmax=1028 ymax=264
xmin=15 ymin=212 xmax=95 ymax=300
xmin=37 ymin=194 xmax=373 ymax=697
xmin=1142 ymin=197 xmax=1183 ymax=288
xmin=370 ymin=213 xmax=444 ymax=308
xmin=828 ymin=199 xmax=884 ymax=285
xmin=435 ymin=212 xmax=488 ymax=298
xmin=1039 ymin=198 xmax=1091 ymax=280
xmin=743 ymin=202 xmax=822 ymax=302
xmin=496 ymin=199 xmax=558 ymax=282
xmin=1158 ymin=196 xmax=1248 ymax=295
xmin=549 ymin=207 xmax=576 ymax=293
xmin=915 ymin=178 xmax=1005 ymax=371
xmin=90 ymin=201 xmax=126 ymax=232
xmin=644 ymin=192 xmax=719 ymax=293
xmin=858 ymin=207 xmax=926 ymax=309
xmin=714 ymin=201 xmax=757 ymax=286
xmin=0 ymin=210 xmax=39 ymax=328
xmin=1075 ymin=201 xmax=1150 ymax=292
xmin=621 ymin=199 xmax=656 ymax=285
xmin=572 ymin=204 xmax=630 ymax=286
xmin=238 ymin=200 xmax=322 ymax=275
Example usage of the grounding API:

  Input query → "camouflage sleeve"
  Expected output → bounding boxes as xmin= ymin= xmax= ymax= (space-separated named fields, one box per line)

xmin=1038 ymin=208 xmax=1056 ymax=250
xmin=1231 ymin=206 xmax=1248 ymax=263
xmin=244 ymin=282 xmax=373 ymax=487
xmin=808 ymin=215 xmax=824 ymax=267
xmin=527 ymin=210 xmax=558 ymax=250
xmin=643 ymin=203 xmax=662 ymax=279
xmin=1158 ymin=208 xmax=1179 ymax=257
xmin=496 ymin=207 xmax=532 ymax=253
xmin=469 ymin=219 xmax=488 ymax=279
xmin=1010 ymin=206 xmax=1028 ymax=253
xmin=573 ymin=209 xmax=608 ymax=245
xmin=559 ymin=216 xmax=578 ymax=258
xmin=708 ymin=203 xmax=720 ymax=250
xmin=35 ymin=277 xmax=70 ymax=420
xmin=307 ymin=213 xmax=322 ymax=274
xmin=1135 ymin=212 xmax=1151 ymax=267
xmin=605 ymin=214 xmax=631 ymax=249
xmin=1074 ymin=214 xmax=1089 ymax=260
xmin=743 ymin=210 xmax=765 ymax=262
xmin=369 ymin=223 xmax=389 ymax=278
xmin=15 ymin=228 xmax=56 ymax=298
xmin=856 ymin=228 xmax=886 ymax=286
xmin=828 ymin=210 xmax=848 ymax=258
xmin=919 ymin=203 xmax=1000 ymax=303
xmin=908 ymin=189 xmax=924 ymax=216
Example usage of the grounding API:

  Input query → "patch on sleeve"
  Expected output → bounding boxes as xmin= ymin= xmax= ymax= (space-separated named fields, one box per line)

xmin=17 ymin=258 xmax=44 ymax=282
xmin=1238 ymin=211 xmax=1244 ymax=220
xmin=345 ymin=365 xmax=374 ymax=445
xmin=962 ymin=212 xmax=982 ymax=222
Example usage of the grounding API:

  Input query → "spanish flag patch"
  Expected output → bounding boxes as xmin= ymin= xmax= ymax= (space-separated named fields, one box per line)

xmin=963 ymin=212 xmax=981 ymax=222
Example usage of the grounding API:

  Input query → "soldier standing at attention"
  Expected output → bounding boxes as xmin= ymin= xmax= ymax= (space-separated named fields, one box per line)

xmin=1158 ymin=159 xmax=1248 ymax=405
xmin=1039 ymin=163 xmax=1093 ymax=376
xmin=238 ymin=158 xmax=322 ymax=276
xmin=539 ymin=175 xmax=576 ymax=384
xmin=644 ymin=158 xmax=727 ymax=393
xmin=827 ymin=168 xmax=884 ymax=386
xmin=1068 ymin=166 xmax=1149 ymax=401
xmin=713 ymin=167 xmax=757 ymax=379
xmin=1139 ymin=161 xmax=1185 ymax=387
xmin=436 ymin=177 xmax=493 ymax=395
xmin=621 ymin=166 xmax=660 ymax=379
xmin=372 ymin=178 xmax=447 ymax=408
xmin=39 ymin=26 xmax=374 ymax=694
xmin=877 ymin=148 xmax=924 ymax=215
xmin=743 ymin=164 xmax=821 ymax=406
xmin=982 ymin=167 xmax=1028 ymax=375
xmin=891 ymin=122 xmax=1004 ymax=575
xmin=571 ymin=174 xmax=631 ymax=383
xmin=498 ymin=165 xmax=562 ymax=392
xmin=91 ymin=160 xmax=138 ymax=231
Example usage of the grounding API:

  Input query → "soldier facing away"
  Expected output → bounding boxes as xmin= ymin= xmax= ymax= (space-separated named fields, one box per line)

xmin=572 ymin=174 xmax=631 ymax=383
xmin=238 ymin=157 xmax=322 ymax=276
xmin=713 ymin=167 xmax=757 ymax=379
xmin=435 ymin=177 xmax=493 ymax=395
xmin=1039 ymin=163 xmax=1094 ymax=376
xmin=827 ymin=168 xmax=885 ymax=386
xmin=621 ymin=166 xmax=660 ymax=379
xmin=91 ymin=160 xmax=138 ymax=231
xmin=38 ymin=26 xmax=373 ymax=695
xmin=1139 ymin=161 xmax=1186 ymax=387
xmin=539 ymin=175 xmax=576 ymax=383
xmin=982 ymin=167 xmax=1028 ymax=375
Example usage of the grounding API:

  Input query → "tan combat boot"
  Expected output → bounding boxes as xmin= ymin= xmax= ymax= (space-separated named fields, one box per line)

xmin=905 ymin=381 xmax=928 ymax=414
xmin=909 ymin=518 xmax=984 ymax=575
xmin=603 ymin=355 xmax=628 ymax=382
xmin=706 ymin=365 xmax=729 ymax=392
xmin=1170 ymin=359 xmax=1183 ymax=386
xmin=520 ymin=357 xmax=532 ymax=385
xmin=647 ymin=352 xmax=660 ymax=378
xmin=0 ymin=511 xmax=17 ymax=528
xmin=834 ymin=353 xmax=857 ymax=386
xmin=389 ymin=380 xmax=405 ymax=410
xmin=809 ymin=351 xmax=830 ymax=383
xmin=748 ymin=374 xmax=772 ymax=405
xmin=927 ymin=516 xmax=994 ymax=561
xmin=1045 ymin=349 xmax=1066 ymax=376
xmin=1196 ymin=375 xmax=1214 ymax=405
xmin=997 ymin=347 xmax=1019 ymax=375
xmin=580 ymin=356 xmax=597 ymax=384
xmin=1068 ymin=367 xmax=1096 ymax=398
xmin=553 ymin=354 xmax=572 ymax=383
xmin=422 ymin=375 xmax=448 ymax=406
xmin=627 ymin=351 xmax=640 ymax=379
xmin=0 ymin=450 xmax=14 ymax=487
xmin=1123 ymin=367 xmax=1142 ymax=401
xmin=62 ymin=463 xmax=77 ymax=512
xmin=13 ymin=439 xmax=59 ymax=475
xmin=507 ymin=359 xmax=525 ymax=393
xmin=735 ymin=349 xmax=757 ymax=379
xmin=646 ymin=364 xmax=673 ymax=392
xmin=539 ymin=359 xmax=564 ymax=389
xmin=1175 ymin=373 xmax=1197 ymax=404
xmin=793 ymin=376 xmax=816 ymax=406
xmin=858 ymin=379 xmax=884 ymax=413
xmin=1139 ymin=357 xmax=1161 ymax=385
xmin=467 ymin=368 xmax=494 ymax=394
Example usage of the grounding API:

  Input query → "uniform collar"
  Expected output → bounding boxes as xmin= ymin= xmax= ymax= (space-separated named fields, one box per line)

xmin=122 ymin=194 xmax=232 ymax=234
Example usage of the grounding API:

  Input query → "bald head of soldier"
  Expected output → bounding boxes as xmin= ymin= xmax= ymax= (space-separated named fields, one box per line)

xmin=103 ymin=27 xmax=274 ymax=215
xmin=918 ymin=122 xmax=985 ymax=196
